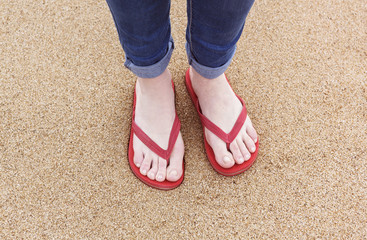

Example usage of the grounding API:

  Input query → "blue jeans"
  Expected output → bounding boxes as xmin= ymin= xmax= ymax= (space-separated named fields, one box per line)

xmin=106 ymin=0 xmax=254 ymax=79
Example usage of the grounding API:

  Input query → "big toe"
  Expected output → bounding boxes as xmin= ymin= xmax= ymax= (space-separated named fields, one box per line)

xmin=166 ymin=168 xmax=180 ymax=182
xmin=167 ymin=133 xmax=184 ymax=182
xmin=166 ymin=153 xmax=184 ymax=182
xmin=246 ymin=121 xmax=258 ymax=143
xmin=220 ymin=154 xmax=235 ymax=168
xmin=208 ymin=136 xmax=235 ymax=168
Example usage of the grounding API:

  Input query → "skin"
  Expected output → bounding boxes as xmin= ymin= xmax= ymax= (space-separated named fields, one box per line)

xmin=133 ymin=67 xmax=258 ymax=182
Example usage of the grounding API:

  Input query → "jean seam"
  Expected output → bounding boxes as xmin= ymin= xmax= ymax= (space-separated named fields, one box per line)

xmin=188 ymin=0 xmax=193 ymax=63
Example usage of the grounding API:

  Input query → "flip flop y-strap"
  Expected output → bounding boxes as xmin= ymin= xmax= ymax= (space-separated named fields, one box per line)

xmin=193 ymin=91 xmax=247 ymax=149
xmin=131 ymin=114 xmax=181 ymax=163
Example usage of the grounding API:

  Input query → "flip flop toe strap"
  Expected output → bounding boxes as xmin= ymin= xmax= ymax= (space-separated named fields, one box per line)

xmin=132 ymin=114 xmax=181 ymax=163
xmin=195 ymin=96 xmax=247 ymax=145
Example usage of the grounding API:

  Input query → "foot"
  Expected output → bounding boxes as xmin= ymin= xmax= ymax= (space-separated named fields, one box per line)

xmin=189 ymin=67 xmax=258 ymax=168
xmin=133 ymin=69 xmax=184 ymax=182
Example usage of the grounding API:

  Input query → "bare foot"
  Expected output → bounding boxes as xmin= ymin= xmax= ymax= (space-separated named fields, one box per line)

xmin=189 ymin=67 xmax=258 ymax=168
xmin=133 ymin=69 xmax=184 ymax=182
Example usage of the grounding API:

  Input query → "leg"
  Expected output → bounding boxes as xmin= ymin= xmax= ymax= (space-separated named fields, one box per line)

xmin=106 ymin=0 xmax=173 ymax=78
xmin=106 ymin=0 xmax=184 ymax=183
xmin=186 ymin=0 xmax=258 ymax=168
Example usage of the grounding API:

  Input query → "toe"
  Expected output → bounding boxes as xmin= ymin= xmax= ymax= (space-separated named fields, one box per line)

xmin=133 ymin=150 xmax=144 ymax=168
xmin=246 ymin=122 xmax=258 ymax=143
xmin=229 ymin=140 xmax=245 ymax=164
xmin=244 ymin=133 xmax=256 ymax=153
xmin=139 ymin=154 xmax=152 ymax=176
xmin=156 ymin=158 xmax=167 ymax=182
xmin=147 ymin=156 xmax=158 ymax=180
xmin=166 ymin=165 xmax=180 ymax=182
xmin=166 ymin=142 xmax=184 ymax=182
xmin=208 ymin=134 xmax=235 ymax=168
xmin=237 ymin=138 xmax=251 ymax=161
xmin=166 ymin=169 xmax=180 ymax=182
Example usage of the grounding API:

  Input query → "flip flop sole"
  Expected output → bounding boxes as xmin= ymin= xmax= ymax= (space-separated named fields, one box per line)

xmin=128 ymin=82 xmax=184 ymax=190
xmin=185 ymin=69 xmax=259 ymax=176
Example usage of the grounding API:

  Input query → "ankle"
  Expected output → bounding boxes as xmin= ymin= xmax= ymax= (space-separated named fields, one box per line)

xmin=190 ymin=67 xmax=208 ymax=85
xmin=135 ymin=69 xmax=175 ymax=114
xmin=190 ymin=67 xmax=225 ymax=98
xmin=137 ymin=69 xmax=172 ymax=95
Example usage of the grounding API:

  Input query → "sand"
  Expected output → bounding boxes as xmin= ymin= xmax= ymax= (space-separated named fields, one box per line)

xmin=1 ymin=0 xmax=366 ymax=239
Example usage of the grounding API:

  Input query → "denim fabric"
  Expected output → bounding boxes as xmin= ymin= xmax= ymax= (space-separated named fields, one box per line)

xmin=106 ymin=0 xmax=254 ymax=79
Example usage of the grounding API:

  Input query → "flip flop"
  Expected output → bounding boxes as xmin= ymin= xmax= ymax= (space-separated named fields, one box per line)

xmin=185 ymin=69 xmax=259 ymax=176
xmin=128 ymin=81 xmax=184 ymax=190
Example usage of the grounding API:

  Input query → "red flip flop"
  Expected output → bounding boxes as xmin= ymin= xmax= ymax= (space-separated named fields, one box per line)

xmin=185 ymin=69 xmax=259 ymax=176
xmin=128 ymin=81 xmax=184 ymax=190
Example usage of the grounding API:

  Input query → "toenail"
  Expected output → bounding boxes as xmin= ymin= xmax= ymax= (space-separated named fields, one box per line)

xmin=239 ymin=158 xmax=244 ymax=163
xmin=170 ymin=170 xmax=177 ymax=177
xmin=141 ymin=169 xmax=147 ymax=175
xmin=223 ymin=156 xmax=231 ymax=163
xmin=254 ymin=138 xmax=257 ymax=143
xmin=251 ymin=147 xmax=256 ymax=152
xmin=245 ymin=154 xmax=251 ymax=160
xmin=136 ymin=163 xmax=141 ymax=167
xmin=148 ymin=172 xmax=154 ymax=178
xmin=157 ymin=175 xmax=163 ymax=181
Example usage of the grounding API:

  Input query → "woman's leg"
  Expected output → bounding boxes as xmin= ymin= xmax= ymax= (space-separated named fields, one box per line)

xmin=106 ymin=0 xmax=173 ymax=78
xmin=186 ymin=0 xmax=258 ymax=168
xmin=107 ymin=0 xmax=184 ymax=182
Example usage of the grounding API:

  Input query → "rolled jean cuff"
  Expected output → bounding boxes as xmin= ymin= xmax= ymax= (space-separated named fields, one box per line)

xmin=124 ymin=38 xmax=174 ymax=78
xmin=185 ymin=43 xmax=236 ymax=79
